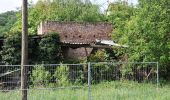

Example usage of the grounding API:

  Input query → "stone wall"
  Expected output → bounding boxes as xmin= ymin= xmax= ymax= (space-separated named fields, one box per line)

xmin=37 ymin=21 xmax=113 ymax=44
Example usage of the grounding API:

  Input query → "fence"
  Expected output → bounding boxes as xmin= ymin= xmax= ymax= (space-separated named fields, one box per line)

xmin=0 ymin=62 xmax=159 ymax=100
xmin=90 ymin=62 xmax=159 ymax=100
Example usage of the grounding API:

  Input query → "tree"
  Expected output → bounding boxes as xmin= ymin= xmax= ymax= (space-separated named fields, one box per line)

xmin=107 ymin=1 xmax=135 ymax=57
xmin=110 ymin=0 xmax=170 ymax=69
xmin=0 ymin=11 xmax=16 ymax=36
xmin=11 ymin=0 xmax=105 ymax=34
xmin=130 ymin=0 xmax=169 ymax=66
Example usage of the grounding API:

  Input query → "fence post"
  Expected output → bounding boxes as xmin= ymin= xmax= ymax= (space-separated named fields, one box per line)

xmin=156 ymin=62 xmax=159 ymax=90
xmin=88 ymin=62 xmax=91 ymax=100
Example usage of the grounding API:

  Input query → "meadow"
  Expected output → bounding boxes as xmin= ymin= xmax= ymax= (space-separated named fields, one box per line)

xmin=0 ymin=81 xmax=170 ymax=100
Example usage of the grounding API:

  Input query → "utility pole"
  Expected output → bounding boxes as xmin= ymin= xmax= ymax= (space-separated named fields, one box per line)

xmin=21 ymin=0 xmax=28 ymax=100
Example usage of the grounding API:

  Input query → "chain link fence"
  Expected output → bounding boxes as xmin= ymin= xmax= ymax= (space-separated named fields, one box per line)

xmin=0 ymin=62 xmax=159 ymax=100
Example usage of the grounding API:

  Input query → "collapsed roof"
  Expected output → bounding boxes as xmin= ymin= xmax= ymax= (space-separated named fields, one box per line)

xmin=37 ymin=21 xmax=127 ymax=48
xmin=37 ymin=21 xmax=113 ymax=44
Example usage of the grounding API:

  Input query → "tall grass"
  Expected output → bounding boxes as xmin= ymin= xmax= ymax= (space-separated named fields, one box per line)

xmin=0 ymin=81 xmax=170 ymax=100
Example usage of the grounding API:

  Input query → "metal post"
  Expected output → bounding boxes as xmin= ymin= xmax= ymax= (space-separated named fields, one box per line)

xmin=156 ymin=62 xmax=159 ymax=90
xmin=88 ymin=62 xmax=91 ymax=100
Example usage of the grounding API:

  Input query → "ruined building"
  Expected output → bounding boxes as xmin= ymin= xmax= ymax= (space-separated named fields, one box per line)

xmin=37 ymin=21 xmax=113 ymax=60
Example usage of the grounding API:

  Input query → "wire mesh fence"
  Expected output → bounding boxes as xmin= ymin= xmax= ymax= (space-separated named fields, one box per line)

xmin=90 ymin=62 xmax=158 ymax=100
xmin=0 ymin=62 xmax=159 ymax=100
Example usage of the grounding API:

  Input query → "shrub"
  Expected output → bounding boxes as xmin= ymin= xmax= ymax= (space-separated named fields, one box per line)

xmin=38 ymin=32 xmax=62 ymax=64
xmin=53 ymin=64 xmax=70 ymax=87
xmin=0 ymin=32 xmax=63 ymax=65
xmin=88 ymin=49 xmax=109 ymax=62
xmin=0 ymin=32 xmax=21 ymax=65
xmin=30 ymin=65 xmax=50 ymax=87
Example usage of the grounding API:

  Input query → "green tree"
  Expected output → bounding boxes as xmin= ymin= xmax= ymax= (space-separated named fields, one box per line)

xmin=11 ymin=0 xmax=104 ymax=34
xmin=107 ymin=1 xmax=134 ymax=42
xmin=111 ymin=0 xmax=170 ymax=68
xmin=0 ymin=11 xmax=17 ymax=36
xmin=130 ymin=0 xmax=169 ymax=66
xmin=107 ymin=1 xmax=135 ymax=58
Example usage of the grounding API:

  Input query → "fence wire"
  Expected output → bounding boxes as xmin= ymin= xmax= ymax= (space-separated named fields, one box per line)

xmin=0 ymin=62 xmax=159 ymax=100
xmin=90 ymin=62 xmax=158 ymax=100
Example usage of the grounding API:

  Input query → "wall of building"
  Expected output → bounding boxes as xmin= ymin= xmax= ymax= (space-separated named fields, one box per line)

xmin=62 ymin=47 xmax=93 ymax=60
xmin=37 ymin=21 xmax=113 ymax=60
xmin=37 ymin=21 xmax=113 ymax=44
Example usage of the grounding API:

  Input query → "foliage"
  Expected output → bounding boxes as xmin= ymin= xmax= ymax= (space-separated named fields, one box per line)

xmin=107 ymin=2 xmax=134 ymax=29
xmin=0 ymin=32 xmax=21 ymax=65
xmin=108 ymin=0 xmax=170 ymax=69
xmin=88 ymin=49 xmax=109 ymax=62
xmin=107 ymin=2 xmax=135 ymax=56
xmin=0 ymin=0 xmax=169 ymax=80
xmin=88 ymin=50 xmax=117 ymax=83
xmin=38 ymin=32 xmax=62 ymax=64
xmin=11 ymin=0 xmax=104 ymax=34
xmin=28 ymin=34 xmax=40 ymax=64
xmin=88 ymin=50 xmax=119 ymax=83
xmin=0 ymin=11 xmax=17 ymax=36
xmin=0 ymin=32 xmax=62 ymax=65
xmin=53 ymin=64 xmax=69 ymax=86
xmin=31 ymin=65 xmax=50 ymax=87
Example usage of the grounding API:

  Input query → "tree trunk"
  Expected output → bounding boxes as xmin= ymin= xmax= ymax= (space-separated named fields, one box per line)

xmin=21 ymin=0 xmax=28 ymax=100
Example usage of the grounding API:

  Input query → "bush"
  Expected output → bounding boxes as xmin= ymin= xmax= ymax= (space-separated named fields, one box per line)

xmin=88 ymin=49 xmax=109 ymax=62
xmin=38 ymin=32 xmax=62 ymax=63
xmin=0 ymin=32 xmax=62 ymax=65
xmin=0 ymin=32 xmax=21 ymax=65
xmin=30 ymin=65 xmax=50 ymax=87
xmin=53 ymin=64 xmax=70 ymax=87
xmin=88 ymin=49 xmax=120 ymax=83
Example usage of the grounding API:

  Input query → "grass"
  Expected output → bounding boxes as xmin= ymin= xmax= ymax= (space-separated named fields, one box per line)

xmin=0 ymin=81 xmax=170 ymax=100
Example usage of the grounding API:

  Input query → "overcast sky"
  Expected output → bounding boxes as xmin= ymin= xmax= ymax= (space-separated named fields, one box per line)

xmin=0 ymin=0 xmax=138 ymax=13
xmin=0 ymin=0 xmax=38 ymax=13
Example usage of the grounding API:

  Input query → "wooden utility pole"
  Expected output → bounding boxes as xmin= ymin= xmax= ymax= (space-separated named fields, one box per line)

xmin=21 ymin=0 xmax=28 ymax=100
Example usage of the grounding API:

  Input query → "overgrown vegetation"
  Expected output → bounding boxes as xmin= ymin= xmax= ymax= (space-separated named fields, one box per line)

xmin=0 ymin=32 xmax=21 ymax=65
xmin=53 ymin=64 xmax=70 ymax=86
xmin=107 ymin=0 xmax=169 ymax=79
xmin=31 ymin=65 xmax=50 ymax=87
xmin=30 ymin=64 xmax=70 ymax=87
xmin=0 ymin=32 xmax=62 ymax=65
xmin=0 ymin=0 xmax=169 ymax=80
xmin=38 ymin=32 xmax=62 ymax=63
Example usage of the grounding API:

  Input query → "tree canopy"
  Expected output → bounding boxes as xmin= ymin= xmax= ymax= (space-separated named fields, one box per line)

xmin=108 ymin=0 xmax=170 ymax=68
xmin=0 ymin=11 xmax=16 ymax=36
xmin=11 ymin=0 xmax=105 ymax=34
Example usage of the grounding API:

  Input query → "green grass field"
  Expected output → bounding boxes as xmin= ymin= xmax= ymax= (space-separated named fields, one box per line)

xmin=0 ymin=81 xmax=170 ymax=100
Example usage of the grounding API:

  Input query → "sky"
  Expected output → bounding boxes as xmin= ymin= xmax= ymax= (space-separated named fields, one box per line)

xmin=0 ymin=0 xmax=138 ymax=14
xmin=0 ymin=0 xmax=38 ymax=13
